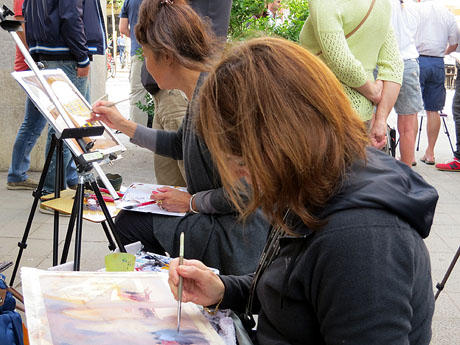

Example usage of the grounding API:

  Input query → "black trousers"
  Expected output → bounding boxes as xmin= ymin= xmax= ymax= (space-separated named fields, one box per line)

xmin=114 ymin=210 xmax=165 ymax=254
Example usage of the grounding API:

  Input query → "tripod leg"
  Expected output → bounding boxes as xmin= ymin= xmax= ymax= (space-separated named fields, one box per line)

xmin=416 ymin=116 xmax=423 ymax=151
xmin=60 ymin=196 xmax=78 ymax=264
xmin=9 ymin=137 xmax=56 ymax=286
xmin=73 ymin=176 xmax=85 ymax=271
xmin=442 ymin=116 xmax=455 ymax=154
xmin=89 ymin=180 xmax=126 ymax=253
xmin=52 ymin=136 xmax=65 ymax=266
xmin=435 ymin=246 xmax=460 ymax=300
xmin=101 ymin=221 xmax=117 ymax=251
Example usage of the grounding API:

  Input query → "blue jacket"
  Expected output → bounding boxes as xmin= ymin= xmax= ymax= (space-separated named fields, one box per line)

xmin=23 ymin=0 xmax=106 ymax=68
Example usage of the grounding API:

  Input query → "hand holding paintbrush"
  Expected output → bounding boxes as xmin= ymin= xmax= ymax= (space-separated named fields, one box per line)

xmin=167 ymin=244 xmax=226 ymax=329
xmin=90 ymin=97 xmax=137 ymax=137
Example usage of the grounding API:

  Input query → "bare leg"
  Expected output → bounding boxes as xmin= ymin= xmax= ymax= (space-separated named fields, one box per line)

xmin=397 ymin=113 xmax=417 ymax=166
xmin=424 ymin=110 xmax=440 ymax=161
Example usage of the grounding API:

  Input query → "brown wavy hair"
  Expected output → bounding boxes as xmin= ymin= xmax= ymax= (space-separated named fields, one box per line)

xmin=196 ymin=37 xmax=369 ymax=232
xmin=135 ymin=0 xmax=218 ymax=71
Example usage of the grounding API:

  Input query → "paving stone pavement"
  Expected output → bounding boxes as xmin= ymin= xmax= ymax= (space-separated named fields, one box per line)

xmin=1 ymin=71 xmax=459 ymax=344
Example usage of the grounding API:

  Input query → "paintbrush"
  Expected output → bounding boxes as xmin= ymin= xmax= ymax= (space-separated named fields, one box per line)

xmin=177 ymin=232 xmax=185 ymax=332
xmin=93 ymin=95 xmax=130 ymax=108
xmin=106 ymin=97 xmax=130 ymax=107
xmin=124 ymin=200 xmax=156 ymax=209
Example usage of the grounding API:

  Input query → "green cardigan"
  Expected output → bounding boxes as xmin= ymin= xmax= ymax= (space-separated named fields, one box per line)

xmin=300 ymin=0 xmax=403 ymax=121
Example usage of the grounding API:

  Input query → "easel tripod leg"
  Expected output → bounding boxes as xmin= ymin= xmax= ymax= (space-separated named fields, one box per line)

xmin=60 ymin=196 xmax=78 ymax=265
xmin=9 ymin=136 xmax=57 ymax=286
xmin=101 ymin=221 xmax=117 ymax=251
xmin=52 ymin=136 xmax=65 ymax=266
xmin=435 ymin=246 xmax=460 ymax=300
xmin=90 ymin=180 xmax=126 ymax=253
xmin=73 ymin=177 xmax=86 ymax=271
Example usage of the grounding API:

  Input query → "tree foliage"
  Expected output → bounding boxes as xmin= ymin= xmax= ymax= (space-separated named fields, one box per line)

xmin=229 ymin=0 xmax=309 ymax=42
xmin=107 ymin=0 xmax=124 ymax=8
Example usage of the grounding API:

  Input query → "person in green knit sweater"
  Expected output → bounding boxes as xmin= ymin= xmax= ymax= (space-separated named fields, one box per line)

xmin=300 ymin=0 xmax=403 ymax=149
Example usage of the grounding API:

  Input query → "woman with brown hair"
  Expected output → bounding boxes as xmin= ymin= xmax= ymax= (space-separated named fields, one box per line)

xmin=168 ymin=37 xmax=438 ymax=344
xmin=91 ymin=0 xmax=269 ymax=276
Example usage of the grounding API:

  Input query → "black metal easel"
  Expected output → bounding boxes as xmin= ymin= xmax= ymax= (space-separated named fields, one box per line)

xmin=435 ymin=246 xmax=460 ymax=300
xmin=9 ymin=127 xmax=127 ymax=285
xmin=1 ymin=5 xmax=126 ymax=285
xmin=59 ymin=152 xmax=128 ymax=271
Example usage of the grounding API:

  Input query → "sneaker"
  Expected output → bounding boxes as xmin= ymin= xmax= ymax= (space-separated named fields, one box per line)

xmin=435 ymin=158 xmax=460 ymax=172
xmin=7 ymin=178 xmax=38 ymax=190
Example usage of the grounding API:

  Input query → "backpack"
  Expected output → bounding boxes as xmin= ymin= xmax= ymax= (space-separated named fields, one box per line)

xmin=0 ymin=274 xmax=24 ymax=345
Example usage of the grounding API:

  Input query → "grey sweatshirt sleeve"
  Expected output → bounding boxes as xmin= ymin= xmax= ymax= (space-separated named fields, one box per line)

xmin=193 ymin=181 xmax=251 ymax=214
xmin=130 ymin=125 xmax=158 ymax=151
xmin=131 ymin=123 xmax=184 ymax=160
xmin=193 ymin=189 xmax=236 ymax=214
xmin=193 ymin=190 xmax=216 ymax=214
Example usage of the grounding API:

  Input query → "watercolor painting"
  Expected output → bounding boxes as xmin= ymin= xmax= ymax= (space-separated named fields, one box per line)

xmin=21 ymin=268 xmax=225 ymax=345
xmin=11 ymin=69 xmax=125 ymax=157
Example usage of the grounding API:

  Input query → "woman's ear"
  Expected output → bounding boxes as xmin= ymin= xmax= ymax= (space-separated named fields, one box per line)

xmin=163 ymin=52 xmax=174 ymax=66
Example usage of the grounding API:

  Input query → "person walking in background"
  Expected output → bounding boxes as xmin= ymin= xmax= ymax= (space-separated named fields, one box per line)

xmin=414 ymin=0 xmax=458 ymax=166
xmin=299 ymin=0 xmax=403 ymax=149
xmin=117 ymin=33 xmax=126 ymax=66
xmin=23 ymin=0 xmax=106 ymax=212
xmin=6 ymin=0 xmax=46 ymax=191
xmin=436 ymin=42 xmax=460 ymax=172
xmin=119 ymin=0 xmax=149 ymax=126
xmin=390 ymin=0 xmax=423 ymax=167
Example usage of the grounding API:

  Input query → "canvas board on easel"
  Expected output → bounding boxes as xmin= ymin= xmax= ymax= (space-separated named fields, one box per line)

xmin=11 ymin=69 xmax=125 ymax=158
xmin=21 ymin=268 xmax=225 ymax=345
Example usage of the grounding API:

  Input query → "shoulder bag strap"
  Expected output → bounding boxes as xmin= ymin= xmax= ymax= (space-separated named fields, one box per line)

xmin=316 ymin=0 xmax=377 ymax=56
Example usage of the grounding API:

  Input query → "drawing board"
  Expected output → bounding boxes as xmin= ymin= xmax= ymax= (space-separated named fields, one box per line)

xmin=12 ymin=69 xmax=125 ymax=158
xmin=117 ymin=183 xmax=188 ymax=216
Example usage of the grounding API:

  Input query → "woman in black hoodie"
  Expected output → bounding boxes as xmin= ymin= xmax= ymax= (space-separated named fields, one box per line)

xmin=168 ymin=37 xmax=438 ymax=345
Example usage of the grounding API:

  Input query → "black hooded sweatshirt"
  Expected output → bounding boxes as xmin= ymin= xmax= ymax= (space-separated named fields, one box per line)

xmin=220 ymin=147 xmax=438 ymax=345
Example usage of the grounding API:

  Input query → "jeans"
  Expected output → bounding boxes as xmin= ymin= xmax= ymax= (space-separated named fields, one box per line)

xmin=453 ymin=62 xmax=460 ymax=160
xmin=7 ymin=97 xmax=48 ymax=183
xmin=118 ymin=46 xmax=125 ymax=64
xmin=418 ymin=56 xmax=446 ymax=111
xmin=42 ymin=60 xmax=89 ymax=194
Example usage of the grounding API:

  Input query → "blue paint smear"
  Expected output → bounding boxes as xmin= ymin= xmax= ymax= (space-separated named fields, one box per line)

xmin=152 ymin=329 xmax=210 ymax=344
